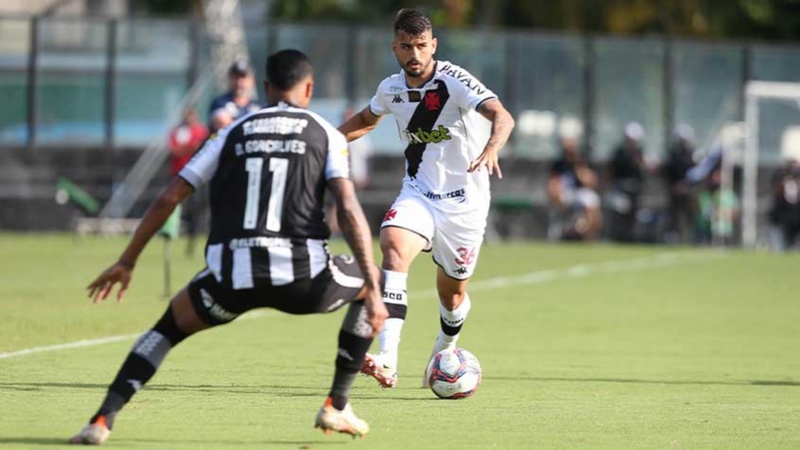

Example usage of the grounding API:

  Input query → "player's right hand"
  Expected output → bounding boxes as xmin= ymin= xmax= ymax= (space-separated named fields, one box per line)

xmin=363 ymin=282 xmax=388 ymax=338
xmin=87 ymin=261 xmax=133 ymax=304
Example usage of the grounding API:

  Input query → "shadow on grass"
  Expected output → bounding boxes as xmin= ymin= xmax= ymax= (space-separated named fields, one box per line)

xmin=0 ymin=436 xmax=348 ymax=447
xmin=484 ymin=375 xmax=800 ymax=387
xmin=0 ymin=437 xmax=71 ymax=446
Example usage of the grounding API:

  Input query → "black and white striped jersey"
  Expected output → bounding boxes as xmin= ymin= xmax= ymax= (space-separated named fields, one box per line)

xmin=179 ymin=101 xmax=350 ymax=289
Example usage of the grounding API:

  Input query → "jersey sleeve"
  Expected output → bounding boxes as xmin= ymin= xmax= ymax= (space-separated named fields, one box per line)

xmin=449 ymin=69 xmax=497 ymax=111
xmin=178 ymin=127 xmax=229 ymax=189
xmin=368 ymin=80 xmax=390 ymax=116
xmin=325 ymin=129 xmax=351 ymax=180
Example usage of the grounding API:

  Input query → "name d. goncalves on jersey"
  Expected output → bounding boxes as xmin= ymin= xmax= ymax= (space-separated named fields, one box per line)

xmin=404 ymin=125 xmax=452 ymax=144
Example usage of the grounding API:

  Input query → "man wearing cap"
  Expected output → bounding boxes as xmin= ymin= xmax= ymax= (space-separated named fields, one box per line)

xmin=608 ymin=122 xmax=650 ymax=242
xmin=208 ymin=60 xmax=265 ymax=132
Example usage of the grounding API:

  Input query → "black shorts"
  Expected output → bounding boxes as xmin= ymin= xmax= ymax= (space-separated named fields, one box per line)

xmin=187 ymin=254 xmax=364 ymax=326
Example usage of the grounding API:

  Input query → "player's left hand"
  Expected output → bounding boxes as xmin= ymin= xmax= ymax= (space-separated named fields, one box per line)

xmin=468 ymin=149 xmax=503 ymax=179
xmin=87 ymin=261 xmax=133 ymax=303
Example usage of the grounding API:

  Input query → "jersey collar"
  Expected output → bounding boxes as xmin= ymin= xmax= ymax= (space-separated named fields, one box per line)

xmin=403 ymin=61 xmax=439 ymax=90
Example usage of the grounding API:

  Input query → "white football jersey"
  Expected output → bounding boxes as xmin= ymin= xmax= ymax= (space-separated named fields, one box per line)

xmin=369 ymin=60 xmax=497 ymax=212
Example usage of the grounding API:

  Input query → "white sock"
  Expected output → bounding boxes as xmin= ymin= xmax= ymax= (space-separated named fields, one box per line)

xmin=378 ymin=270 xmax=408 ymax=368
xmin=438 ymin=293 xmax=472 ymax=346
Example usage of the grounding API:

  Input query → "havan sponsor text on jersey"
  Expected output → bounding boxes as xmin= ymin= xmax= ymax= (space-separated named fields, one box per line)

xmin=369 ymin=60 xmax=497 ymax=213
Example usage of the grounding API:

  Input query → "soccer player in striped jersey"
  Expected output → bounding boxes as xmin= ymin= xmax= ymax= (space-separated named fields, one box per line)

xmin=69 ymin=49 xmax=387 ymax=445
xmin=338 ymin=8 xmax=514 ymax=389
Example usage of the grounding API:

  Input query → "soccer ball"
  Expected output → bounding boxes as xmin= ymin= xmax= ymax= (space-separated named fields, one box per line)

xmin=425 ymin=348 xmax=482 ymax=399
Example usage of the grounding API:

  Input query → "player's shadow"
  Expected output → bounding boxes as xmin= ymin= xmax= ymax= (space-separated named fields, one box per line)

xmin=0 ymin=437 xmax=71 ymax=446
xmin=484 ymin=375 xmax=800 ymax=387
xmin=0 ymin=436 xmax=350 ymax=447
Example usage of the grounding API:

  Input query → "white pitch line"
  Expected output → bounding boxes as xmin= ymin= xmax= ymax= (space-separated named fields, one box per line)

xmin=0 ymin=251 xmax=720 ymax=361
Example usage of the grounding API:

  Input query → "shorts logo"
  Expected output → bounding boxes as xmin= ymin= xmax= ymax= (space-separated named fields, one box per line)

xmin=454 ymin=247 xmax=476 ymax=266
xmin=383 ymin=209 xmax=397 ymax=222
xmin=454 ymin=267 xmax=468 ymax=275
xmin=200 ymin=288 xmax=238 ymax=321
xmin=392 ymin=95 xmax=404 ymax=103
xmin=424 ymin=91 xmax=441 ymax=111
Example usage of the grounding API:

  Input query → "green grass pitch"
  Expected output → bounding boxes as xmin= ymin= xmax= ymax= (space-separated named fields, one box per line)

xmin=1 ymin=233 xmax=799 ymax=448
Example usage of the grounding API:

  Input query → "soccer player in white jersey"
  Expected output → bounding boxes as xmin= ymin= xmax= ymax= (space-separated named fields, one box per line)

xmin=339 ymin=8 xmax=515 ymax=388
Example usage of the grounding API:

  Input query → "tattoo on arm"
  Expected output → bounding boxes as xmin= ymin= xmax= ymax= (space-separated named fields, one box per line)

xmin=478 ymin=100 xmax=515 ymax=153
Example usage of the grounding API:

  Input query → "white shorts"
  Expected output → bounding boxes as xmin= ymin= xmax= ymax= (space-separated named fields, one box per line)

xmin=380 ymin=186 xmax=488 ymax=280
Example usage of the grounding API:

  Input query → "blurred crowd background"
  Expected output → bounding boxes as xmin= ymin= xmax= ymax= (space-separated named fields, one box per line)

xmin=1 ymin=0 xmax=800 ymax=250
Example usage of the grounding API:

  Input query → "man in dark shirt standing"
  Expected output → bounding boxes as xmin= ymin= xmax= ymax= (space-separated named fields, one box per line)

xmin=608 ymin=122 xmax=650 ymax=242
xmin=208 ymin=60 xmax=265 ymax=132
xmin=663 ymin=124 xmax=696 ymax=244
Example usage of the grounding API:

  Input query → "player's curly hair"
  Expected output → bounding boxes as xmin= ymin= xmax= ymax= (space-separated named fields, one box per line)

xmin=394 ymin=8 xmax=432 ymax=36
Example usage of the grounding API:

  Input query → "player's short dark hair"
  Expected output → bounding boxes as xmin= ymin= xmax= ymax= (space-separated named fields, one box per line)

xmin=265 ymin=49 xmax=313 ymax=91
xmin=394 ymin=8 xmax=432 ymax=37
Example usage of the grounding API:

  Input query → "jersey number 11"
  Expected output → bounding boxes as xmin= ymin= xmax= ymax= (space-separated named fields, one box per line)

xmin=243 ymin=157 xmax=288 ymax=232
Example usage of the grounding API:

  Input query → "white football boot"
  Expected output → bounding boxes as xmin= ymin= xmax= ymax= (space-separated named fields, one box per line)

xmin=422 ymin=334 xmax=457 ymax=388
xmin=314 ymin=398 xmax=370 ymax=438
xmin=68 ymin=416 xmax=111 ymax=445
xmin=360 ymin=352 xmax=398 ymax=388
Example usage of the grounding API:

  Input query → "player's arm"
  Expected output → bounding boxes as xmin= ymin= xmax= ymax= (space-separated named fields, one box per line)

xmin=327 ymin=177 xmax=387 ymax=335
xmin=87 ymin=177 xmax=194 ymax=303
xmin=338 ymin=106 xmax=382 ymax=143
xmin=468 ymin=99 xmax=515 ymax=178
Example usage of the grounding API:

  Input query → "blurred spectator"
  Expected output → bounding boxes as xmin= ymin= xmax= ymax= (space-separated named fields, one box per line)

xmin=606 ymin=122 xmax=653 ymax=242
xmin=327 ymin=107 xmax=374 ymax=237
xmin=208 ymin=60 xmax=265 ymax=132
xmin=547 ymin=136 xmax=601 ymax=241
xmin=168 ymin=108 xmax=209 ymax=255
xmin=695 ymin=165 xmax=739 ymax=246
xmin=663 ymin=124 xmax=697 ymax=244
xmin=168 ymin=108 xmax=208 ymax=176
xmin=768 ymin=156 xmax=800 ymax=251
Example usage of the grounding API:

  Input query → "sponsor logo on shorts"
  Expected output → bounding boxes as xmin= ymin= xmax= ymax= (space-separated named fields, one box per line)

xmin=200 ymin=288 xmax=238 ymax=321
xmin=424 ymin=188 xmax=466 ymax=202
xmin=383 ymin=209 xmax=398 ymax=222
xmin=454 ymin=266 xmax=469 ymax=276
xmin=326 ymin=298 xmax=347 ymax=312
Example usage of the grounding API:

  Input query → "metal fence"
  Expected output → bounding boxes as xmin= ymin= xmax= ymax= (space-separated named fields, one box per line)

xmin=2 ymin=15 xmax=800 ymax=162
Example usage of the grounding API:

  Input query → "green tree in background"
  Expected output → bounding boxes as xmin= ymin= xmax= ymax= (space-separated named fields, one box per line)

xmin=142 ymin=0 xmax=800 ymax=41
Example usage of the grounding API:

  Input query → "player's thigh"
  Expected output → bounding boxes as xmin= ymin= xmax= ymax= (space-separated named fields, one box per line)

xmin=431 ymin=206 xmax=488 ymax=280
xmin=380 ymin=192 xmax=434 ymax=270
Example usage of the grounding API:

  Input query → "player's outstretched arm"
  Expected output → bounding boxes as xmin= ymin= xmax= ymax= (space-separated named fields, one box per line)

xmin=338 ymin=106 xmax=382 ymax=143
xmin=327 ymin=177 xmax=387 ymax=335
xmin=87 ymin=177 xmax=194 ymax=303
xmin=468 ymin=99 xmax=515 ymax=179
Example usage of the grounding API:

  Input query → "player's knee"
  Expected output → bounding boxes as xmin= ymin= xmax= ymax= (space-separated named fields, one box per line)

xmin=439 ymin=291 xmax=467 ymax=311
xmin=380 ymin=242 xmax=411 ymax=271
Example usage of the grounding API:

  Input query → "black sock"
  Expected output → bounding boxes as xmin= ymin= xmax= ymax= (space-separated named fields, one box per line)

xmin=92 ymin=308 xmax=189 ymax=427
xmin=329 ymin=302 xmax=373 ymax=410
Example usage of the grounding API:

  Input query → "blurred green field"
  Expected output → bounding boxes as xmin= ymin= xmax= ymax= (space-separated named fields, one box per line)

xmin=1 ymin=233 xmax=800 ymax=449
